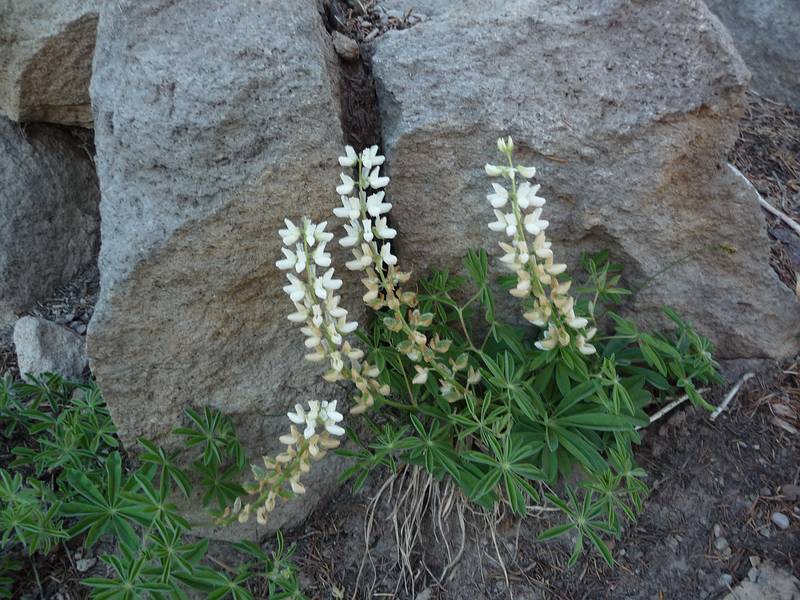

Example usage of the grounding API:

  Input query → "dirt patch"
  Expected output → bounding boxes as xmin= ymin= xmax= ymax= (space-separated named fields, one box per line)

xmin=731 ymin=91 xmax=800 ymax=292
xmin=328 ymin=0 xmax=423 ymax=43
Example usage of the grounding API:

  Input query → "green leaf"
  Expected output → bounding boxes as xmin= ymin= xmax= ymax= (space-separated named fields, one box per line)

xmin=554 ymin=380 xmax=600 ymax=416
xmin=538 ymin=523 xmax=575 ymax=541
xmin=556 ymin=413 xmax=637 ymax=432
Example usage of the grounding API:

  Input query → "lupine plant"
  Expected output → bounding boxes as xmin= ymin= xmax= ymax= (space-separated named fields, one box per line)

xmin=0 ymin=374 xmax=306 ymax=599
xmin=230 ymin=139 xmax=721 ymax=565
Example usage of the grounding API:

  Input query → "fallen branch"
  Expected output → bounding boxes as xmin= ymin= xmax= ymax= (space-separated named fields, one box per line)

xmin=710 ymin=372 xmax=755 ymax=422
xmin=728 ymin=163 xmax=800 ymax=238
xmin=636 ymin=388 xmax=709 ymax=430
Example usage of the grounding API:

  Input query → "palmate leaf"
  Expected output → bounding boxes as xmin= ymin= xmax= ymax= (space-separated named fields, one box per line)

xmin=539 ymin=488 xmax=615 ymax=567
xmin=464 ymin=433 xmax=544 ymax=513
xmin=173 ymin=407 xmax=246 ymax=470
xmin=175 ymin=566 xmax=253 ymax=600
xmin=121 ymin=473 xmax=190 ymax=531
xmin=145 ymin=520 xmax=208 ymax=584
xmin=554 ymin=380 xmax=600 ymax=417
xmin=138 ymin=438 xmax=192 ymax=499
xmin=555 ymin=412 xmax=644 ymax=431
xmin=401 ymin=416 xmax=461 ymax=480
xmin=63 ymin=452 xmax=139 ymax=550
xmin=83 ymin=554 xmax=172 ymax=600
xmin=194 ymin=461 xmax=246 ymax=510
xmin=549 ymin=425 xmax=606 ymax=473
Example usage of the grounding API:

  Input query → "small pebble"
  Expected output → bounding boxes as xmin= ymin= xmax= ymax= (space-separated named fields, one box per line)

xmin=719 ymin=573 xmax=733 ymax=587
xmin=771 ymin=512 xmax=790 ymax=530
xmin=781 ymin=484 xmax=800 ymax=500
xmin=332 ymin=31 xmax=359 ymax=61
xmin=71 ymin=322 xmax=87 ymax=335
xmin=713 ymin=524 xmax=723 ymax=537
xmin=76 ymin=557 xmax=96 ymax=572
xmin=714 ymin=536 xmax=730 ymax=552
xmin=759 ymin=486 xmax=772 ymax=497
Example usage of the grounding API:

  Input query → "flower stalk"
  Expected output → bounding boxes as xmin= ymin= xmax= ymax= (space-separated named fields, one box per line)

xmin=485 ymin=137 xmax=596 ymax=355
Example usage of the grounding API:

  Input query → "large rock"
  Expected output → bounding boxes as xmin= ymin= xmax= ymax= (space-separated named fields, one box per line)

xmin=705 ymin=0 xmax=800 ymax=109
xmin=0 ymin=117 xmax=100 ymax=330
xmin=371 ymin=0 xmax=800 ymax=361
xmin=14 ymin=316 xmax=87 ymax=379
xmin=88 ymin=0 xmax=352 ymax=537
xmin=0 ymin=1 xmax=99 ymax=127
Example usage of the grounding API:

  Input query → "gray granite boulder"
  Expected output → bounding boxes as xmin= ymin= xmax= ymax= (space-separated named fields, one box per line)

xmin=0 ymin=0 xmax=99 ymax=127
xmin=705 ymin=0 xmax=800 ymax=109
xmin=14 ymin=316 xmax=87 ymax=379
xmin=371 ymin=0 xmax=800 ymax=361
xmin=88 ymin=0 xmax=352 ymax=538
xmin=0 ymin=117 xmax=100 ymax=330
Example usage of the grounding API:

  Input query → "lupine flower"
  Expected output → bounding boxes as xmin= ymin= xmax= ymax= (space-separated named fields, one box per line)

xmin=279 ymin=219 xmax=301 ymax=245
xmin=287 ymin=400 xmax=345 ymax=439
xmin=276 ymin=218 xmax=359 ymax=373
xmin=338 ymin=145 xmax=358 ymax=167
xmin=330 ymin=144 xmax=477 ymax=417
xmin=487 ymin=183 xmax=509 ymax=208
xmin=485 ymin=164 xmax=504 ymax=177
xmin=366 ymin=167 xmax=390 ymax=189
xmin=361 ymin=145 xmax=385 ymax=170
xmin=497 ymin=136 xmax=514 ymax=153
xmin=366 ymin=192 xmax=391 ymax=216
xmin=484 ymin=138 xmax=593 ymax=353
xmin=337 ymin=173 xmax=355 ymax=195
xmin=412 ymin=366 xmax=429 ymax=385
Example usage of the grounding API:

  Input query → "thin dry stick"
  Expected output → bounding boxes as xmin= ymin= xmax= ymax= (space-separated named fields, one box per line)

xmin=728 ymin=163 xmax=800 ymax=238
xmin=635 ymin=388 xmax=710 ymax=430
xmin=710 ymin=372 xmax=755 ymax=422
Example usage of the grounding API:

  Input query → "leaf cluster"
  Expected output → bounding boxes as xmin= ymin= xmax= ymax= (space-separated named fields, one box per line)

xmin=340 ymin=249 xmax=721 ymax=565
xmin=0 ymin=374 xmax=306 ymax=599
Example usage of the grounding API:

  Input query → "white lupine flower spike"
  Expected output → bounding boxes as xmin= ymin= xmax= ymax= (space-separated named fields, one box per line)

xmin=484 ymin=137 xmax=590 ymax=352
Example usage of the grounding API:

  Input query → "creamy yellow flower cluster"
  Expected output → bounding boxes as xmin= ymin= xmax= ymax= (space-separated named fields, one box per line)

xmin=227 ymin=397 xmax=346 ymax=525
xmin=485 ymin=137 xmax=596 ymax=355
xmin=335 ymin=145 xmax=481 ymax=408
